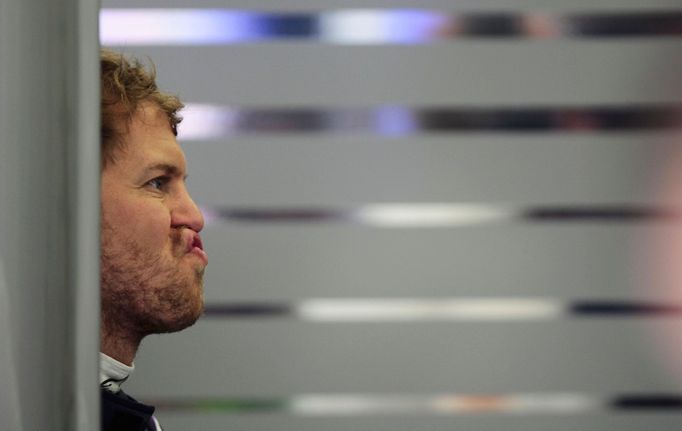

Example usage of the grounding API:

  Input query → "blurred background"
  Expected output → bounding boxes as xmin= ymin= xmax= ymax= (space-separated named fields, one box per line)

xmin=100 ymin=1 xmax=682 ymax=430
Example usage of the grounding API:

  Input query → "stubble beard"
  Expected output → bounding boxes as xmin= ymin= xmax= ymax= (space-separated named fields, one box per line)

xmin=100 ymin=221 xmax=205 ymax=340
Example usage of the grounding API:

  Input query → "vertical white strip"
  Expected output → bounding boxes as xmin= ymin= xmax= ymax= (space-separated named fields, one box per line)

xmin=0 ymin=260 xmax=22 ymax=430
xmin=0 ymin=0 xmax=100 ymax=429
xmin=70 ymin=0 xmax=101 ymax=429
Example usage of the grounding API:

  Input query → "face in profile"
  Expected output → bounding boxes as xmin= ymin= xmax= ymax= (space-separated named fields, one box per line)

xmin=100 ymin=103 xmax=208 ymax=338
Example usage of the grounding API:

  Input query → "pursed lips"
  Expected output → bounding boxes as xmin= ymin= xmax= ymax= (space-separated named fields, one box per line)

xmin=184 ymin=231 xmax=208 ymax=265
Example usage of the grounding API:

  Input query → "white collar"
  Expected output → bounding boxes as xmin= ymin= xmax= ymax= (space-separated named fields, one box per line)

xmin=100 ymin=352 xmax=134 ymax=393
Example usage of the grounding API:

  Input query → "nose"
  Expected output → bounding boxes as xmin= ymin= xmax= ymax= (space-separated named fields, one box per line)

xmin=171 ymin=185 xmax=204 ymax=232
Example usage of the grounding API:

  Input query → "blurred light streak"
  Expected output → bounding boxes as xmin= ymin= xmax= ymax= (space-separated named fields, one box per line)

xmin=198 ymin=206 xmax=222 ymax=226
xmin=292 ymin=393 xmax=597 ymax=415
xmin=355 ymin=204 xmax=513 ymax=227
xmin=179 ymin=104 xmax=237 ymax=140
xmin=373 ymin=106 xmax=419 ymax=137
xmin=202 ymin=204 xmax=674 ymax=227
xmin=292 ymin=394 xmax=427 ymax=415
xmin=203 ymin=303 xmax=292 ymax=318
xmin=433 ymin=393 xmax=596 ymax=414
xmin=180 ymin=104 xmax=423 ymax=138
xmin=611 ymin=394 xmax=682 ymax=410
xmin=570 ymin=301 xmax=682 ymax=316
xmin=319 ymin=10 xmax=448 ymax=44
xmin=100 ymin=9 xmax=260 ymax=45
xmin=149 ymin=393 xmax=682 ymax=414
xmin=297 ymin=299 xmax=563 ymax=321
xmin=202 ymin=299 xmax=682 ymax=320
xmin=176 ymin=104 xmax=681 ymax=139
xmin=101 ymin=9 xmax=682 ymax=46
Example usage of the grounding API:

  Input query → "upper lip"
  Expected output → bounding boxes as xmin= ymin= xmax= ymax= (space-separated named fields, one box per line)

xmin=185 ymin=232 xmax=203 ymax=253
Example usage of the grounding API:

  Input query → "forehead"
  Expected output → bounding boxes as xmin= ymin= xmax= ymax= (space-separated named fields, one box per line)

xmin=108 ymin=104 xmax=186 ymax=174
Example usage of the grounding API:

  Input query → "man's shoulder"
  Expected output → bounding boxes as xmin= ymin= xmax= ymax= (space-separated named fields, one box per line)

xmin=101 ymin=389 xmax=158 ymax=431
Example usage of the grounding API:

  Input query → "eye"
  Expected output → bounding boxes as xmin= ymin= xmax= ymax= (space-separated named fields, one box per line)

xmin=145 ymin=176 xmax=170 ymax=190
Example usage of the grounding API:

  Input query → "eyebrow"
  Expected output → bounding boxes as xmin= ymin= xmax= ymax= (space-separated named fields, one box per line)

xmin=142 ymin=163 xmax=187 ymax=180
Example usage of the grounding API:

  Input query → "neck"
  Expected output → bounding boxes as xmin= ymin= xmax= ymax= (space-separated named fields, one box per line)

xmin=100 ymin=315 xmax=143 ymax=366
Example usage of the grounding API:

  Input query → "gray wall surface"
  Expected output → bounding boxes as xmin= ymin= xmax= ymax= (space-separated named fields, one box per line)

xmin=0 ymin=0 xmax=100 ymax=429
xmin=100 ymin=1 xmax=682 ymax=430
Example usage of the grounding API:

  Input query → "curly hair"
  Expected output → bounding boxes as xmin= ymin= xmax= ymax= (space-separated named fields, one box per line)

xmin=100 ymin=49 xmax=184 ymax=167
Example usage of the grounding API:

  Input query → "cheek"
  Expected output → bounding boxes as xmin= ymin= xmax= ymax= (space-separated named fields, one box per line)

xmin=102 ymin=198 xmax=172 ymax=251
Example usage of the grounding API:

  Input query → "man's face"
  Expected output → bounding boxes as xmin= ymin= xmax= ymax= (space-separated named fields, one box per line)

xmin=100 ymin=103 xmax=207 ymax=337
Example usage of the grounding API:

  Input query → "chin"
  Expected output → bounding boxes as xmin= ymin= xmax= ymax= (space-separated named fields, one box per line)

xmin=173 ymin=290 xmax=205 ymax=331
xmin=150 ymin=279 xmax=205 ymax=334
xmin=155 ymin=302 xmax=203 ymax=334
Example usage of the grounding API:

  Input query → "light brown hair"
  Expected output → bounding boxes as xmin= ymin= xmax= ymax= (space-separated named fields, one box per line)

xmin=100 ymin=49 xmax=184 ymax=167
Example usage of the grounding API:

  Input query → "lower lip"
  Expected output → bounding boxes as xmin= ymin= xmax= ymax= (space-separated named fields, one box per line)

xmin=189 ymin=247 xmax=209 ymax=266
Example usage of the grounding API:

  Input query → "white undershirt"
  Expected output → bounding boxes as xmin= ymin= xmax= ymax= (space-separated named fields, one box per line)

xmin=99 ymin=352 xmax=134 ymax=393
xmin=100 ymin=353 xmax=163 ymax=430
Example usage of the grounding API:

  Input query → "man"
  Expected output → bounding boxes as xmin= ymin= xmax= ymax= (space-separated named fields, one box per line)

xmin=99 ymin=49 xmax=208 ymax=431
